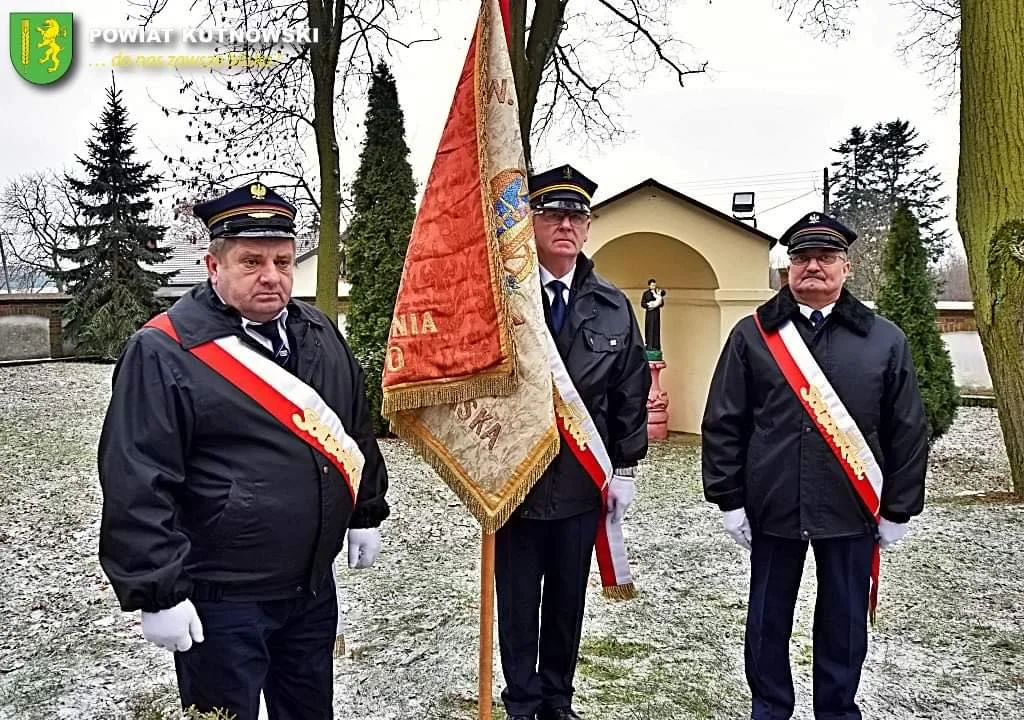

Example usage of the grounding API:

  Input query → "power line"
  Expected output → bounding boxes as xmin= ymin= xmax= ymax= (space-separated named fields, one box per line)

xmin=674 ymin=169 xmax=819 ymax=185
xmin=676 ymin=177 xmax=820 ymax=192
xmin=697 ymin=186 xmax=817 ymax=197
xmin=757 ymin=190 xmax=820 ymax=215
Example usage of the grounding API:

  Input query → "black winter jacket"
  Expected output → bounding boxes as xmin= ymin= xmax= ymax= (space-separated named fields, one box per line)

xmin=701 ymin=287 xmax=928 ymax=540
xmin=517 ymin=254 xmax=651 ymax=520
xmin=98 ymin=282 xmax=389 ymax=611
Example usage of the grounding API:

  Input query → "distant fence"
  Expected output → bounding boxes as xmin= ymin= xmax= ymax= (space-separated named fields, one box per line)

xmin=0 ymin=294 xmax=72 ymax=361
xmin=935 ymin=305 xmax=977 ymax=333
xmin=0 ymin=292 xmax=350 ymax=362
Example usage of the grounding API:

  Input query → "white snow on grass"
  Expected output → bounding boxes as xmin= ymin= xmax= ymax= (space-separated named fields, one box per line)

xmin=0 ymin=363 xmax=1021 ymax=719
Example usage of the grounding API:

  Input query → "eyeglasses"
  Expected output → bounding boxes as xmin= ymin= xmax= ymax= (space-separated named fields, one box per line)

xmin=534 ymin=210 xmax=589 ymax=228
xmin=790 ymin=253 xmax=845 ymax=266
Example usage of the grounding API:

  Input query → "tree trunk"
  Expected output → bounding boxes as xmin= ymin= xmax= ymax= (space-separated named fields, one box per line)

xmin=509 ymin=0 xmax=530 ymax=165
xmin=0 ymin=234 xmax=10 ymax=292
xmin=958 ymin=0 xmax=1024 ymax=494
xmin=509 ymin=0 xmax=567 ymax=171
xmin=309 ymin=0 xmax=342 ymax=321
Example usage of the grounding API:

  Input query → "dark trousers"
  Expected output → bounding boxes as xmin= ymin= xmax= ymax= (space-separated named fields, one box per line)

xmin=746 ymin=533 xmax=874 ymax=720
xmin=494 ymin=509 xmax=601 ymax=716
xmin=174 ymin=575 xmax=337 ymax=720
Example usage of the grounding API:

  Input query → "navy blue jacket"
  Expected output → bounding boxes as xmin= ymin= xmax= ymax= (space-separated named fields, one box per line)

xmin=518 ymin=254 xmax=651 ymax=520
xmin=702 ymin=286 xmax=928 ymax=540
xmin=98 ymin=282 xmax=389 ymax=612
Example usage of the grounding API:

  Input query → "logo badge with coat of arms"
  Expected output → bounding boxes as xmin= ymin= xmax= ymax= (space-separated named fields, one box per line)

xmin=9 ymin=12 xmax=73 ymax=85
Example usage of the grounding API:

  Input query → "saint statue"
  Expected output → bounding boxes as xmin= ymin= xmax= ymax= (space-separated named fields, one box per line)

xmin=640 ymin=278 xmax=666 ymax=353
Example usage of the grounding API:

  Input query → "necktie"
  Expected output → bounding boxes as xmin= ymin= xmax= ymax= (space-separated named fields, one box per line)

xmin=810 ymin=309 xmax=824 ymax=328
xmin=548 ymin=280 xmax=567 ymax=334
xmin=252 ymin=321 xmax=289 ymax=366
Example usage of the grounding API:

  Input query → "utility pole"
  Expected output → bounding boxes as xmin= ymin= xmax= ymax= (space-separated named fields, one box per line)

xmin=823 ymin=167 xmax=830 ymax=214
xmin=0 ymin=230 xmax=11 ymax=293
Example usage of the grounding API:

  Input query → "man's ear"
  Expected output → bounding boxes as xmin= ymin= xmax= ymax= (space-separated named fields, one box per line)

xmin=205 ymin=252 xmax=219 ymax=281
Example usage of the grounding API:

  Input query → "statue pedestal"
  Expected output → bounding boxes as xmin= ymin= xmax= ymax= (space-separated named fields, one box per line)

xmin=647 ymin=360 xmax=669 ymax=441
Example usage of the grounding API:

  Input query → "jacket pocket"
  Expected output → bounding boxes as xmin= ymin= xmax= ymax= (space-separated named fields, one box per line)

xmin=583 ymin=329 xmax=626 ymax=353
xmin=744 ymin=427 xmax=772 ymax=511
xmin=208 ymin=478 xmax=256 ymax=547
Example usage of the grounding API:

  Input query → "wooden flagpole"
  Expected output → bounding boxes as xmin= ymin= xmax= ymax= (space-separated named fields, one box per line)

xmin=479 ymin=530 xmax=496 ymax=720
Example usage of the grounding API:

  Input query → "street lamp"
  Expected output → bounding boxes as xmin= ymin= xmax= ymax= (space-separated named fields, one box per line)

xmin=732 ymin=191 xmax=756 ymax=228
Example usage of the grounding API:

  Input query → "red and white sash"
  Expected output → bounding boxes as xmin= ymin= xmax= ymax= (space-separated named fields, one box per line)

xmin=146 ymin=313 xmax=364 ymax=502
xmin=754 ymin=314 xmax=883 ymax=620
xmin=543 ymin=330 xmax=635 ymax=599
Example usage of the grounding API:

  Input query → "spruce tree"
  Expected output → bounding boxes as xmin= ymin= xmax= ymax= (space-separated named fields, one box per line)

xmin=53 ymin=79 xmax=172 ymax=359
xmin=876 ymin=203 xmax=958 ymax=442
xmin=830 ymin=120 xmax=948 ymax=298
xmin=869 ymin=120 xmax=949 ymax=262
xmin=830 ymin=126 xmax=886 ymax=297
xmin=345 ymin=62 xmax=416 ymax=435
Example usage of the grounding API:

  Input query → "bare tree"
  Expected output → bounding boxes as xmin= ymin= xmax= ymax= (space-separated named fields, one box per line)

xmin=0 ymin=231 xmax=53 ymax=293
xmin=935 ymin=251 xmax=972 ymax=301
xmin=894 ymin=0 xmax=960 ymax=99
xmin=507 ymin=0 xmax=708 ymax=167
xmin=781 ymin=0 xmax=960 ymax=97
xmin=778 ymin=0 xmax=860 ymax=41
xmin=0 ymin=171 xmax=84 ymax=292
xmin=134 ymin=0 xmax=436 ymax=318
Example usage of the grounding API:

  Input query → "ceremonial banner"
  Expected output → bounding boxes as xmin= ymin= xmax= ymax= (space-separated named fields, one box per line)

xmin=381 ymin=0 xmax=558 ymax=533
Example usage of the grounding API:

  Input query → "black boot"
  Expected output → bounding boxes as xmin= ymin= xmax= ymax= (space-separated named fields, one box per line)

xmin=538 ymin=709 xmax=581 ymax=720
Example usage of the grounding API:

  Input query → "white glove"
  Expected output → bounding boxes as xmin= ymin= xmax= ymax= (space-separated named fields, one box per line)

xmin=878 ymin=518 xmax=909 ymax=549
xmin=606 ymin=476 xmax=636 ymax=524
xmin=347 ymin=527 xmax=381 ymax=569
xmin=723 ymin=508 xmax=753 ymax=551
xmin=141 ymin=599 xmax=204 ymax=652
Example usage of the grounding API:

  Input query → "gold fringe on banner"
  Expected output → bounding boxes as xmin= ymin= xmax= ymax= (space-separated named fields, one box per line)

xmin=602 ymin=583 xmax=637 ymax=601
xmin=389 ymin=412 xmax=559 ymax=535
xmin=380 ymin=369 xmax=516 ymax=417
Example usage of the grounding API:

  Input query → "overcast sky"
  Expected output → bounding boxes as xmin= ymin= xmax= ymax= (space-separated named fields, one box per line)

xmin=1 ymin=0 xmax=961 ymax=251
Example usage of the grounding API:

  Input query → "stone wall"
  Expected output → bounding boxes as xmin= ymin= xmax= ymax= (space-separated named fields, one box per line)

xmin=0 ymin=294 xmax=70 ymax=361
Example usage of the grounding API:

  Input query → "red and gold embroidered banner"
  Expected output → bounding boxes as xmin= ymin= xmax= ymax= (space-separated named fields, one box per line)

xmin=380 ymin=0 xmax=558 ymax=532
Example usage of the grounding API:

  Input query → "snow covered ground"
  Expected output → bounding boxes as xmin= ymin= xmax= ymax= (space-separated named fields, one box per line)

xmin=0 ymin=363 xmax=1021 ymax=720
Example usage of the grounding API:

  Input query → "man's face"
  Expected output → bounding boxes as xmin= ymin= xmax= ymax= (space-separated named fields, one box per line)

xmin=788 ymin=248 xmax=850 ymax=304
xmin=206 ymin=237 xmax=295 ymax=322
xmin=648 ymin=281 xmax=657 ymax=291
xmin=532 ymin=208 xmax=590 ymax=268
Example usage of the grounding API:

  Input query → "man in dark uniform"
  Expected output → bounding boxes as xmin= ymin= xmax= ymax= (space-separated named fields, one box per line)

xmin=98 ymin=182 xmax=390 ymax=720
xmin=494 ymin=165 xmax=651 ymax=720
xmin=640 ymin=278 xmax=666 ymax=352
xmin=702 ymin=212 xmax=929 ymax=720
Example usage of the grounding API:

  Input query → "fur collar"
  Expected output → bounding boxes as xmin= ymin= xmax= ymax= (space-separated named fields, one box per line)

xmin=756 ymin=286 xmax=874 ymax=337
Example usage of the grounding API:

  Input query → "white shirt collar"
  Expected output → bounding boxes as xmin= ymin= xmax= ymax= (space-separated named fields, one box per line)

xmin=240 ymin=308 xmax=288 ymax=329
xmin=241 ymin=309 xmax=289 ymax=353
xmin=539 ymin=263 xmax=576 ymax=291
xmin=798 ymin=302 xmax=835 ymax=320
